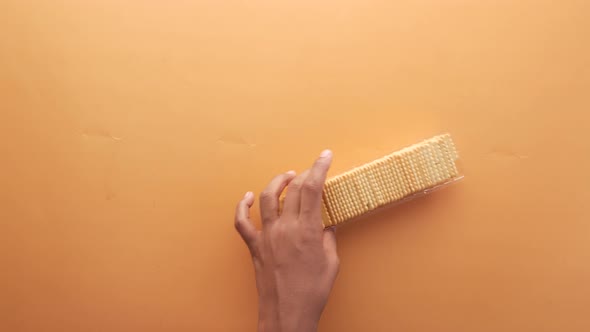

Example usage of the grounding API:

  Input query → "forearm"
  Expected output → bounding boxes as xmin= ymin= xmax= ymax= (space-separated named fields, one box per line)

xmin=258 ymin=314 xmax=318 ymax=332
xmin=258 ymin=301 xmax=319 ymax=332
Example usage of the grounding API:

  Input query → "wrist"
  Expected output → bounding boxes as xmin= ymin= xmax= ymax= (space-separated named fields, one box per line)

xmin=258 ymin=318 xmax=318 ymax=332
xmin=258 ymin=303 xmax=319 ymax=332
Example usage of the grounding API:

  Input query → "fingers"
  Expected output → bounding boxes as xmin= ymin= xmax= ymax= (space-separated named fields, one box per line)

xmin=323 ymin=227 xmax=338 ymax=254
xmin=323 ymin=227 xmax=340 ymax=271
xmin=260 ymin=171 xmax=296 ymax=226
xmin=234 ymin=192 xmax=257 ymax=248
xmin=299 ymin=150 xmax=333 ymax=223
xmin=282 ymin=170 xmax=309 ymax=217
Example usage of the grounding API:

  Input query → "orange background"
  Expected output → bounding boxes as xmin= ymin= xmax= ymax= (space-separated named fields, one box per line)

xmin=1 ymin=1 xmax=589 ymax=331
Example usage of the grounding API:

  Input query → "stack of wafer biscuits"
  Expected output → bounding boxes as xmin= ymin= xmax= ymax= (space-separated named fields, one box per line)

xmin=318 ymin=134 xmax=460 ymax=227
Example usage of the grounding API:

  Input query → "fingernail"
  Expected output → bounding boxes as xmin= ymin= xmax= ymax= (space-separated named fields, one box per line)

xmin=286 ymin=170 xmax=296 ymax=176
xmin=320 ymin=149 xmax=332 ymax=158
xmin=244 ymin=191 xmax=253 ymax=199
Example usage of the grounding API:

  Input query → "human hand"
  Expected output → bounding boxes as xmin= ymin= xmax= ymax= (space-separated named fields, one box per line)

xmin=234 ymin=150 xmax=339 ymax=332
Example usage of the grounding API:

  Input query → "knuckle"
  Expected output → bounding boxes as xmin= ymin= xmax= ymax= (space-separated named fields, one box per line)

xmin=288 ymin=180 xmax=302 ymax=191
xmin=234 ymin=217 xmax=243 ymax=229
xmin=313 ymin=160 xmax=329 ymax=173
xmin=300 ymin=205 xmax=316 ymax=216
xmin=303 ymin=179 xmax=321 ymax=192
xmin=259 ymin=190 xmax=274 ymax=201
xmin=314 ymin=158 xmax=327 ymax=167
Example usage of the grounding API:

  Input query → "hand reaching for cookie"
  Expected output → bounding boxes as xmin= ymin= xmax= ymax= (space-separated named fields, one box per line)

xmin=234 ymin=150 xmax=339 ymax=332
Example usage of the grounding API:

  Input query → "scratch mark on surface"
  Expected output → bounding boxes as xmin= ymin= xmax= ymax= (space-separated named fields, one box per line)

xmin=217 ymin=134 xmax=256 ymax=147
xmin=82 ymin=128 xmax=122 ymax=142
xmin=487 ymin=149 xmax=529 ymax=160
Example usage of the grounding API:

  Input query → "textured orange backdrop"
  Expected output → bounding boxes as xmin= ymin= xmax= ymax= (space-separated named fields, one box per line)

xmin=1 ymin=1 xmax=589 ymax=331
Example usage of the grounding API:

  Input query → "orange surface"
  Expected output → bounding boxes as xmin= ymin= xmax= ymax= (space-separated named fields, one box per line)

xmin=1 ymin=1 xmax=589 ymax=331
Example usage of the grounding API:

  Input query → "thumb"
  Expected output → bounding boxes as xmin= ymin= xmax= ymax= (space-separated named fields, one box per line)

xmin=234 ymin=192 xmax=258 ymax=249
xmin=323 ymin=227 xmax=338 ymax=257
